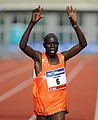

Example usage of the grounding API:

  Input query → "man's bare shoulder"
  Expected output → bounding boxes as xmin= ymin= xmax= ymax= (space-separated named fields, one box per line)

xmin=61 ymin=51 xmax=69 ymax=61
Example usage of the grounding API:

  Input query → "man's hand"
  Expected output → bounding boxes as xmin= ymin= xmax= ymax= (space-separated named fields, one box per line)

xmin=66 ymin=6 xmax=77 ymax=26
xmin=31 ymin=5 xmax=44 ymax=24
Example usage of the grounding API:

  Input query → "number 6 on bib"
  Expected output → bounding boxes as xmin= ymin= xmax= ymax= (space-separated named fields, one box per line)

xmin=46 ymin=68 xmax=66 ymax=92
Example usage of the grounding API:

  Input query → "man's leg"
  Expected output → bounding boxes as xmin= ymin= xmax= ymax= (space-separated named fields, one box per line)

xmin=51 ymin=111 xmax=65 ymax=120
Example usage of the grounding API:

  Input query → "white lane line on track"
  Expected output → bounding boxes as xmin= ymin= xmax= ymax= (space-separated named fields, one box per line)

xmin=67 ymin=56 xmax=92 ymax=84
xmin=0 ymin=64 xmax=32 ymax=82
xmin=0 ymin=77 xmax=32 ymax=102
xmin=94 ymin=89 xmax=98 ymax=120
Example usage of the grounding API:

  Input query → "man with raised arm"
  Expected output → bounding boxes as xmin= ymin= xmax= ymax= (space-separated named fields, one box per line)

xmin=19 ymin=5 xmax=87 ymax=120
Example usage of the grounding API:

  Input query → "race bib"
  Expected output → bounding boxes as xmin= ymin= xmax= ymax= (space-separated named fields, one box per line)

xmin=46 ymin=68 xmax=66 ymax=92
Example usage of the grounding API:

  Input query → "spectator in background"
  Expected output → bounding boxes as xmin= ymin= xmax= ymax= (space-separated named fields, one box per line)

xmin=19 ymin=5 xmax=87 ymax=120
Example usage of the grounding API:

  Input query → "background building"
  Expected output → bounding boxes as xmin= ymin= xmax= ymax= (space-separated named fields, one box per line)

xmin=0 ymin=0 xmax=98 ymax=58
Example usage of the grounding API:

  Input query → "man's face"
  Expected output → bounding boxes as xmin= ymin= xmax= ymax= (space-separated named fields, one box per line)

xmin=44 ymin=37 xmax=59 ymax=56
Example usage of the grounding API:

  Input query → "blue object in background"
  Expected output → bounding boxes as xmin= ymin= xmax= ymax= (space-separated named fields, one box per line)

xmin=29 ymin=41 xmax=98 ymax=54
xmin=10 ymin=23 xmax=26 ymax=44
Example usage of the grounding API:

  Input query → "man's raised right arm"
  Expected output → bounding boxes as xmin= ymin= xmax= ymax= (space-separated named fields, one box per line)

xmin=19 ymin=5 xmax=44 ymax=59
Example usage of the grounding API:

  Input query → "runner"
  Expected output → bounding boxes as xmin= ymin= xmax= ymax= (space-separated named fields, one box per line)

xmin=19 ymin=5 xmax=87 ymax=120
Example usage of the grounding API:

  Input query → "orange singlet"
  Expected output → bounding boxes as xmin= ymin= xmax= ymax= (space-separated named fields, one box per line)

xmin=32 ymin=52 xmax=67 ymax=116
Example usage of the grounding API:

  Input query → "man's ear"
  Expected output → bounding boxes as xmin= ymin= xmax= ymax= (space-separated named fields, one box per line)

xmin=43 ymin=43 xmax=46 ymax=48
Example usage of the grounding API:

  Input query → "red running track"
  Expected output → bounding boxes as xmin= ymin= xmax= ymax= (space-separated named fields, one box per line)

xmin=0 ymin=55 xmax=98 ymax=120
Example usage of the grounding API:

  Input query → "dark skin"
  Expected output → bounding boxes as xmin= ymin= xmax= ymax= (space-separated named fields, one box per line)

xmin=19 ymin=5 xmax=87 ymax=120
